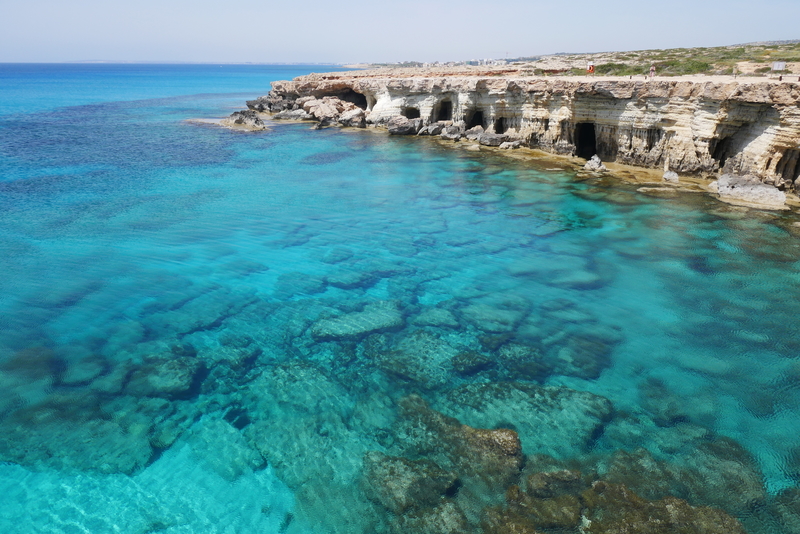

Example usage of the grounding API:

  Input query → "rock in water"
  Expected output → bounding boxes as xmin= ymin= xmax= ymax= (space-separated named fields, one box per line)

xmin=584 ymin=155 xmax=607 ymax=172
xmin=440 ymin=124 xmax=463 ymax=141
xmin=361 ymin=451 xmax=458 ymax=514
xmin=421 ymin=121 xmax=447 ymax=136
xmin=125 ymin=356 xmax=206 ymax=399
xmin=478 ymin=133 xmax=509 ymax=147
xmin=226 ymin=110 xmax=266 ymax=130
xmin=387 ymin=116 xmax=422 ymax=135
xmin=464 ymin=125 xmax=484 ymax=140
xmin=338 ymin=108 xmax=366 ymax=128
xmin=435 ymin=382 xmax=613 ymax=458
xmin=716 ymin=173 xmax=787 ymax=209
xmin=310 ymin=301 xmax=404 ymax=340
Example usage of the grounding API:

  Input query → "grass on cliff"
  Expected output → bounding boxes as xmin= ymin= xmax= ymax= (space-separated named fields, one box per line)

xmin=514 ymin=40 xmax=800 ymax=76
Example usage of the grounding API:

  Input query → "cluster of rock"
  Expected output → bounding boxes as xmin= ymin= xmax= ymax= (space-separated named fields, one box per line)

xmin=248 ymin=94 xmax=367 ymax=128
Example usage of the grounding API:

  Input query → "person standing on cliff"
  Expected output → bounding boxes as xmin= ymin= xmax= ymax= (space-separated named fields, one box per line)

xmin=649 ymin=64 xmax=656 ymax=80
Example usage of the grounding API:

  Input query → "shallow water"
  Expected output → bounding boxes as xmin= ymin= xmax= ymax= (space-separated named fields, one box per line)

xmin=1 ymin=64 xmax=799 ymax=533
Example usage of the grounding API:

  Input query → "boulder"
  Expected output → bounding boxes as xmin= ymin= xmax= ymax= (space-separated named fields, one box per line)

xmin=716 ymin=173 xmax=787 ymax=209
xmin=440 ymin=125 xmax=463 ymax=141
xmin=338 ymin=108 xmax=366 ymax=128
xmin=387 ymin=115 xmax=422 ymax=135
xmin=478 ymin=133 xmax=509 ymax=147
xmin=418 ymin=121 xmax=447 ymax=136
xmin=464 ymin=125 xmax=484 ymax=140
xmin=499 ymin=140 xmax=522 ymax=149
xmin=584 ymin=155 xmax=607 ymax=172
xmin=663 ymin=170 xmax=679 ymax=182
xmin=226 ymin=110 xmax=266 ymax=130
xmin=303 ymin=99 xmax=341 ymax=122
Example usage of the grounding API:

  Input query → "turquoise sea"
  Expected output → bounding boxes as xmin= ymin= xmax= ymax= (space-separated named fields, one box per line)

xmin=0 ymin=63 xmax=799 ymax=533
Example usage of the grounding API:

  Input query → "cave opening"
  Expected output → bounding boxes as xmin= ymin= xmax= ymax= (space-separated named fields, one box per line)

xmin=575 ymin=122 xmax=597 ymax=159
xmin=436 ymin=101 xmax=453 ymax=121
xmin=543 ymin=118 xmax=550 ymax=131
xmin=777 ymin=149 xmax=800 ymax=184
xmin=467 ymin=110 xmax=484 ymax=129
xmin=712 ymin=137 xmax=733 ymax=168
xmin=402 ymin=107 xmax=421 ymax=119
xmin=336 ymin=89 xmax=368 ymax=110
xmin=494 ymin=117 xmax=507 ymax=134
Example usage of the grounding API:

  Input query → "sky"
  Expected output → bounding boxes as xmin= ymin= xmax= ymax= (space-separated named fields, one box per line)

xmin=2 ymin=0 xmax=799 ymax=64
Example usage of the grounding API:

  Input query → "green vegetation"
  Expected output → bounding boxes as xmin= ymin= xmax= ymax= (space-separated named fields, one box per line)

xmin=561 ymin=40 xmax=800 ymax=77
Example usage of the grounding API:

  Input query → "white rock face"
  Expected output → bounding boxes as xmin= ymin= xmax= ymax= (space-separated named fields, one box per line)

xmin=584 ymin=155 xmax=607 ymax=172
xmin=716 ymin=174 xmax=787 ymax=208
xmin=663 ymin=170 xmax=680 ymax=183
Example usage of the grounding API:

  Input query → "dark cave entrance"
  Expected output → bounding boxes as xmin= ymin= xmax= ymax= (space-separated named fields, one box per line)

xmin=575 ymin=122 xmax=597 ymax=159
xmin=712 ymin=137 xmax=733 ymax=169
xmin=467 ymin=110 xmax=484 ymax=129
xmin=494 ymin=117 xmax=507 ymax=134
xmin=436 ymin=100 xmax=453 ymax=121
xmin=402 ymin=107 xmax=421 ymax=119
xmin=333 ymin=89 xmax=368 ymax=110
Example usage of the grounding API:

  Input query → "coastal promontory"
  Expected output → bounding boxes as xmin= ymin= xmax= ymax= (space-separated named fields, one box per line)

xmin=243 ymin=66 xmax=800 ymax=205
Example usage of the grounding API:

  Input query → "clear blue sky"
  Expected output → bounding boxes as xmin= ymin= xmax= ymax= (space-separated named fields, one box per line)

xmin=2 ymin=0 xmax=799 ymax=63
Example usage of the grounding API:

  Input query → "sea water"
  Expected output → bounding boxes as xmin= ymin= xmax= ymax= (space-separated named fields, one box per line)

xmin=0 ymin=64 xmax=798 ymax=533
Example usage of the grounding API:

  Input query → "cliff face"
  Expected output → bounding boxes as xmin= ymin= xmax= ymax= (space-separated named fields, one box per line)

xmin=256 ymin=74 xmax=800 ymax=190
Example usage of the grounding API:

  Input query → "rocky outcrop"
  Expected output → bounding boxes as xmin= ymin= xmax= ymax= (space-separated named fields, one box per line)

xmin=584 ymin=154 xmax=608 ymax=172
xmin=258 ymin=72 xmax=800 ymax=191
xmin=223 ymin=109 xmax=266 ymax=130
xmin=714 ymin=173 xmax=788 ymax=208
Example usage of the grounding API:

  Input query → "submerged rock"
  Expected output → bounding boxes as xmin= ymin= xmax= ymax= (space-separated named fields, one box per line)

xmin=411 ymin=307 xmax=460 ymax=328
xmin=186 ymin=418 xmax=265 ymax=481
xmin=394 ymin=394 xmax=524 ymax=491
xmin=436 ymin=382 xmax=613 ymax=458
xmin=580 ymin=481 xmax=747 ymax=534
xmin=369 ymin=330 xmax=459 ymax=389
xmin=0 ymin=391 xmax=153 ymax=474
xmin=310 ymin=301 xmax=404 ymax=341
xmin=362 ymin=451 xmax=458 ymax=514
xmin=126 ymin=356 xmax=205 ymax=399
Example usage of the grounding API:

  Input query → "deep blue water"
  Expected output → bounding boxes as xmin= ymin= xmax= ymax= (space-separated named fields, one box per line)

xmin=0 ymin=64 xmax=799 ymax=533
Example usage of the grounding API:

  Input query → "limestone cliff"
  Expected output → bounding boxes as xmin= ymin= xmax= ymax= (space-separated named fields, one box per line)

xmin=250 ymin=72 xmax=800 ymax=191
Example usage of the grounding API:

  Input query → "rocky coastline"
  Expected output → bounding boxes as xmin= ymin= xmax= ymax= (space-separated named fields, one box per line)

xmin=233 ymin=68 xmax=800 ymax=210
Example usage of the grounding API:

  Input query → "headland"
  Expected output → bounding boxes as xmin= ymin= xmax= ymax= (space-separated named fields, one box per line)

xmin=233 ymin=64 xmax=800 ymax=210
